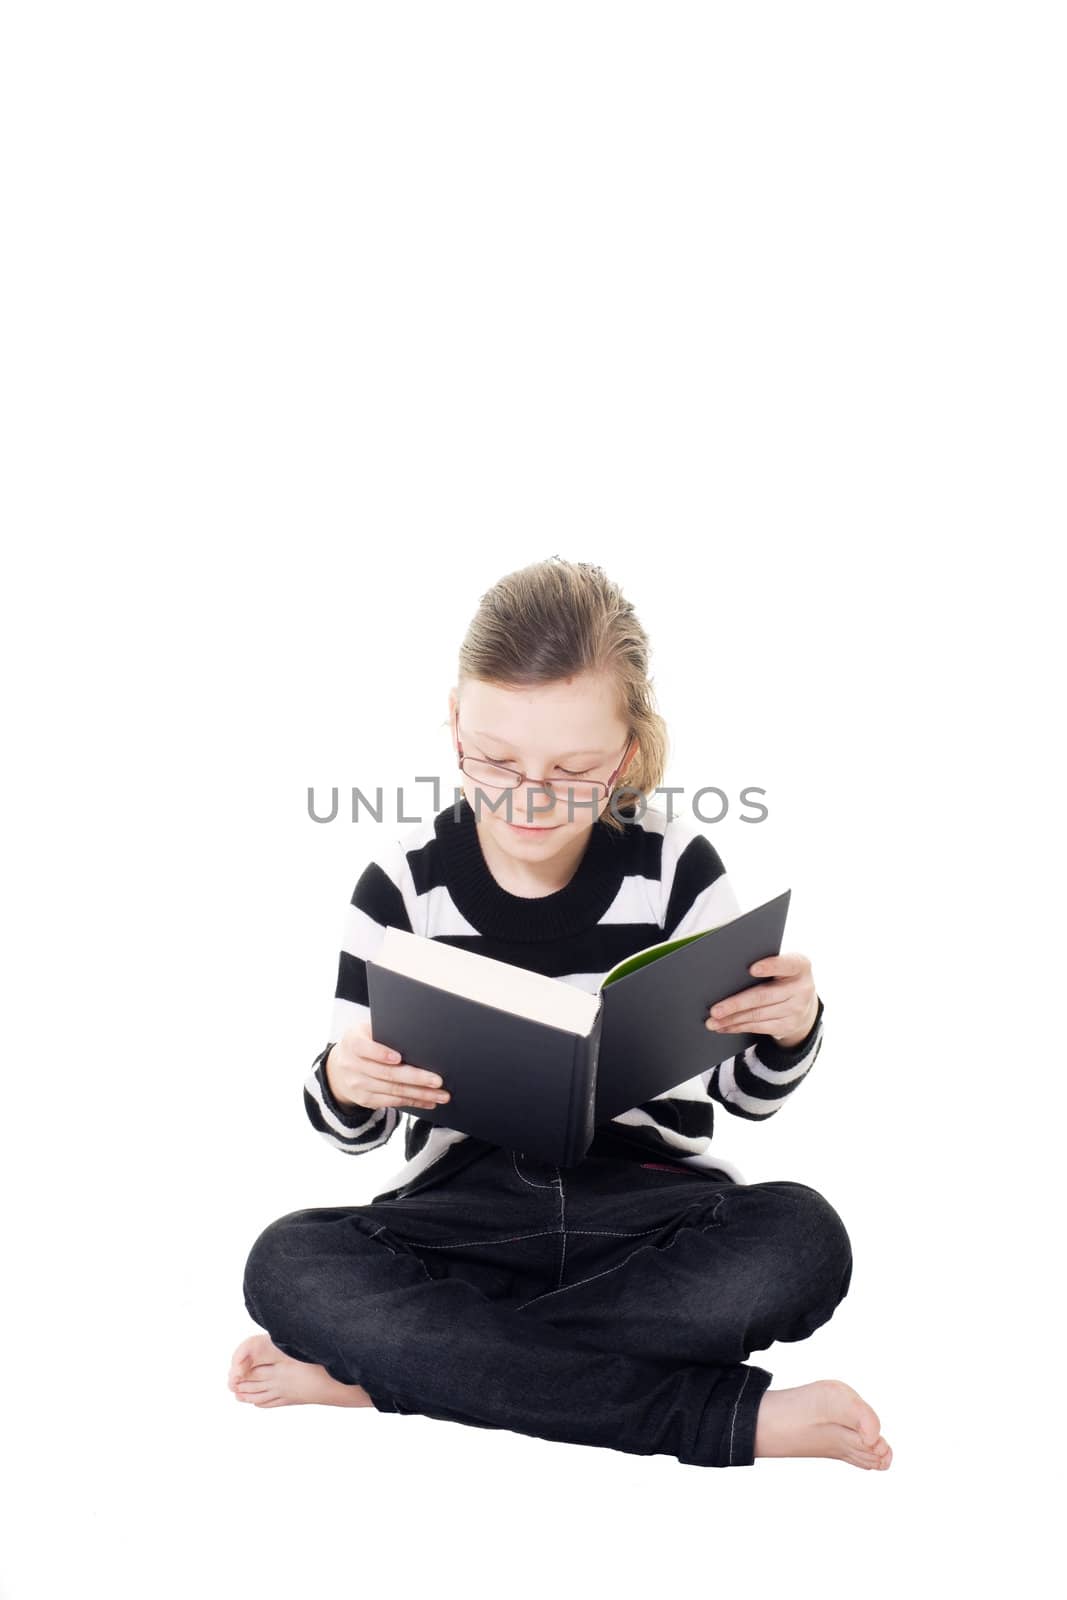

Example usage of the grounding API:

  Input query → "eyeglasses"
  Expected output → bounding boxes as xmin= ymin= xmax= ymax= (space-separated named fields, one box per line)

xmin=454 ymin=716 xmax=636 ymax=821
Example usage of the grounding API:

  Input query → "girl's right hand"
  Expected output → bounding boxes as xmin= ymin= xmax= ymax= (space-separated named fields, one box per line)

xmin=325 ymin=1020 xmax=451 ymax=1112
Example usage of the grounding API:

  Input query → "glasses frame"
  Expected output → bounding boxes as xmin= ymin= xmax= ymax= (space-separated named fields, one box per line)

xmin=454 ymin=714 xmax=637 ymax=822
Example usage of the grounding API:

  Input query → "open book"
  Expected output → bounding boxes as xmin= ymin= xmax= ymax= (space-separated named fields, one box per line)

xmin=365 ymin=889 xmax=791 ymax=1166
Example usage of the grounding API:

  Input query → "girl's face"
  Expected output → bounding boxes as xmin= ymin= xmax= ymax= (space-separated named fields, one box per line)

xmin=449 ymin=674 xmax=636 ymax=853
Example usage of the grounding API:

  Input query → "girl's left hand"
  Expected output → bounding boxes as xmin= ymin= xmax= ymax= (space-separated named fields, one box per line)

xmin=706 ymin=953 xmax=820 ymax=1049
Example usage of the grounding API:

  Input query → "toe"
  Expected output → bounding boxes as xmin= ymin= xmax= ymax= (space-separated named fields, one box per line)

xmin=228 ymin=1338 xmax=263 ymax=1383
xmin=854 ymin=1409 xmax=881 ymax=1447
xmin=829 ymin=1422 xmax=869 ymax=1456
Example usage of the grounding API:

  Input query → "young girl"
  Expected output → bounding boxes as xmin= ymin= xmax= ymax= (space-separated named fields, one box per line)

xmin=229 ymin=558 xmax=892 ymax=1472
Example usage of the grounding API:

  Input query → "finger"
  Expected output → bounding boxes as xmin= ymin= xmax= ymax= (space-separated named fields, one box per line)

xmin=709 ymin=982 xmax=801 ymax=1021
xmin=367 ymin=1040 xmax=407 ymax=1067
xmin=749 ymin=953 xmax=810 ymax=980
xmin=360 ymin=1095 xmax=450 ymax=1111
xmin=367 ymin=1059 xmax=448 ymax=1091
xmin=362 ymin=1082 xmax=452 ymax=1107
xmin=707 ymin=1002 xmax=795 ymax=1031
xmin=393 ymin=1062 xmax=449 ymax=1090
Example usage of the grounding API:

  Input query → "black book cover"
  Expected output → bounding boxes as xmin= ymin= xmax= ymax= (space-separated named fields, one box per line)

xmin=366 ymin=889 xmax=791 ymax=1166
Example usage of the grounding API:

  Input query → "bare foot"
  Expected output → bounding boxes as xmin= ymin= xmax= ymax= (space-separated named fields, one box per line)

xmin=755 ymin=1379 xmax=893 ymax=1470
xmin=228 ymin=1333 xmax=378 ymax=1410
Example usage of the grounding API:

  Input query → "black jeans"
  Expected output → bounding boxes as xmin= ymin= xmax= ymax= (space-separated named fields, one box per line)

xmin=242 ymin=1141 xmax=853 ymax=1469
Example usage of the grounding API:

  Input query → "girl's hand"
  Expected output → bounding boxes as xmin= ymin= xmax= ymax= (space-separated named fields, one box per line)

xmin=326 ymin=1020 xmax=452 ymax=1112
xmin=705 ymin=953 xmax=820 ymax=1049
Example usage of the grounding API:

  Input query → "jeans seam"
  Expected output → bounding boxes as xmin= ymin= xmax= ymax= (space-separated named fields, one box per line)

xmin=363 ymin=1221 xmax=436 ymax=1284
xmin=406 ymin=1224 xmax=666 ymax=1250
xmin=512 ymin=1210 xmax=724 ymax=1311
xmin=727 ymin=1367 xmax=754 ymax=1466
xmin=568 ymin=1227 xmax=667 ymax=1237
xmin=411 ymin=1229 xmax=564 ymax=1250
xmin=511 ymin=1151 xmax=560 ymax=1189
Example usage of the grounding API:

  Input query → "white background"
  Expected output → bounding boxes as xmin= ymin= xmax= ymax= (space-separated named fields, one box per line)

xmin=2 ymin=3 xmax=1063 ymax=1597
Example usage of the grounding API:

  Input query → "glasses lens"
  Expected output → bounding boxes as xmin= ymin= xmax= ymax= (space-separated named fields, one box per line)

xmin=460 ymin=758 xmax=522 ymax=789
xmin=460 ymin=759 xmax=608 ymax=808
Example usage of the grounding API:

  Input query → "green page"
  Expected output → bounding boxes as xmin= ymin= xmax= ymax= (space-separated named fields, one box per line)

xmin=600 ymin=925 xmax=724 ymax=988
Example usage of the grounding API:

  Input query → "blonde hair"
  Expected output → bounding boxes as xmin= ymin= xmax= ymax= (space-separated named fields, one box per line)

xmin=449 ymin=556 xmax=668 ymax=836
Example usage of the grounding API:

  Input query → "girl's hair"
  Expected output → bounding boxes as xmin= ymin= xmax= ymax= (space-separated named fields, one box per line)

xmin=451 ymin=556 xmax=668 ymax=836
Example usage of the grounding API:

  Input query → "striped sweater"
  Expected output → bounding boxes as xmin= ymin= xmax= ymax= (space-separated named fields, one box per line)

xmin=303 ymin=795 xmax=824 ymax=1201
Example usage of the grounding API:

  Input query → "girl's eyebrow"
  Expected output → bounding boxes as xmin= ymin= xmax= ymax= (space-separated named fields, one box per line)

xmin=471 ymin=729 xmax=608 ymax=759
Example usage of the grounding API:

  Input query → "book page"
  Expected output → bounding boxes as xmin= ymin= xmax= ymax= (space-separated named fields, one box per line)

xmin=377 ymin=925 xmax=601 ymax=1035
xmin=599 ymin=925 xmax=724 ymax=989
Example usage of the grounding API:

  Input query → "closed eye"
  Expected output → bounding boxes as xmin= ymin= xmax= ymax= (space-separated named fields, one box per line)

xmin=482 ymin=755 xmax=594 ymax=777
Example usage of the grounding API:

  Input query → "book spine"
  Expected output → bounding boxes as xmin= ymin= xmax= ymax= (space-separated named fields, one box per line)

xmin=564 ymin=1002 xmax=603 ymax=1165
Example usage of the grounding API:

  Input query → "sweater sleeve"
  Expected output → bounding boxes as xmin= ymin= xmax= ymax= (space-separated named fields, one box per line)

xmin=659 ymin=820 xmax=824 ymax=1121
xmin=302 ymin=837 xmax=417 ymax=1156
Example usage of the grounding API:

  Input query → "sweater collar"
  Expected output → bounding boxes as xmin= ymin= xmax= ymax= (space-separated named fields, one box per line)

xmin=434 ymin=794 xmax=631 ymax=942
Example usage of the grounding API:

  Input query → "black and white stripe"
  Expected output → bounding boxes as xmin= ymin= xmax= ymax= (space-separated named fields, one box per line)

xmin=303 ymin=798 xmax=824 ymax=1197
